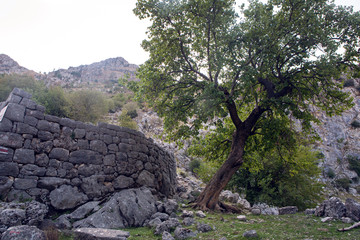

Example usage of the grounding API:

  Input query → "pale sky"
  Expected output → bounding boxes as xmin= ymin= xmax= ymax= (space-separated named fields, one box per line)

xmin=0 ymin=0 xmax=359 ymax=73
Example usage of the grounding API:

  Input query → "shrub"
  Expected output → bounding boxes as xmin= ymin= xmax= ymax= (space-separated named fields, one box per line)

xmin=325 ymin=168 xmax=336 ymax=179
xmin=127 ymin=109 xmax=138 ymax=119
xmin=335 ymin=178 xmax=351 ymax=191
xmin=117 ymin=109 xmax=138 ymax=130
xmin=347 ymin=155 xmax=360 ymax=176
xmin=343 ymin=79 xmax=355 ymax=87
xmin=350 ymin=120 xmax=360 ymax=128
xmin=189 ymin=159 xmax=201 ymax=173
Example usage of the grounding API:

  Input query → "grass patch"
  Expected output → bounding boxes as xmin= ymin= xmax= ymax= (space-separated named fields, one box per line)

xmin=123 ymin=211 xmax=360 ymax=240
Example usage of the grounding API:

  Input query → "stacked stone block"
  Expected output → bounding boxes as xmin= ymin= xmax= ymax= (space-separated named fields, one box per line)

xmin=0 ymin=88 xmax=176 ymax=210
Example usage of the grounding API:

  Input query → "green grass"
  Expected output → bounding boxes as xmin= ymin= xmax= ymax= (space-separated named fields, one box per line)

xmin=58 ymin=209 xmax=360 ymax=240
xmin=124 ymin=211 xmax=360 ymax=240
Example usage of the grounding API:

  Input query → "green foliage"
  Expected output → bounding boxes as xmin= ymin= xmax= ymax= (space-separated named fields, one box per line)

xmin=66 ymin=90 xmax=109 ymax=123
xmin=118 ymin=109 xmax=138 ymax=130
xmin=0 ymin=74 xmax=39 ymax=101
xmin=343 ymin=79 xmax=355 ymax=87
xmin=325 ymin=168 xmax=336 ymax=179
xmin=123 ymin=101 xmax=139 ymax=119
xmin=347 ymin=155 xmax=360 ymax=176
xmin=189 ymin=159 xmax=201 ymax=174
xmin=350 ymin=120 xmax=360 ymax=128
xmin=33 ymin=86 xmax=69 ymax=117
xmin=335 ymin=178 xmax=352 ymax=191
xmin=189 ymin=117 xmax=323 ymax=210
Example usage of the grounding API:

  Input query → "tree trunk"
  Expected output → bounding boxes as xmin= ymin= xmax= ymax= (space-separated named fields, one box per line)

xmin=194 ymin=130 xmax=247 ymax=211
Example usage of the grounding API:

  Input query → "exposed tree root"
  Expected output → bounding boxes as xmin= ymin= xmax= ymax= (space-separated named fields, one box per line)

xmin=337 ymin=222 xmax=360 ymax=232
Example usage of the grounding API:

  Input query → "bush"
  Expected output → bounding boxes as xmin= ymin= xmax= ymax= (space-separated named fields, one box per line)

xmin=335 ymin=178 xmax=351 ymax=191
xmin=189 ymin=159 xmax=201 ymax=173
xmin=325 ymin=168 xmax=336 ymax=179
xmin=350 ymin=120 xmax=360 ymax=128
xmin=118 ymin=109 xmax=138 ymax=130
xmin=343 ymin=79 xmax=355 ymax=87
xmin=127 ymin=109 xmax=138 ymax=119
xmin=347 ymin=155 xmax=360 ymax=176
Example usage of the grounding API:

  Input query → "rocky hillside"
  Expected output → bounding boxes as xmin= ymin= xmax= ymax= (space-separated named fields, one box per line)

xmin=42 ymin=57 xmax=138 ymax=87
xmin=0 ymin=54 xmax=138 ymax=88
xmin=0 ymin=54 xmax=37 ymax=76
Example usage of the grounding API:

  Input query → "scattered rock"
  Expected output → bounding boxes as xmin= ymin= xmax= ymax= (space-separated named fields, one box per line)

xmin=1 ymin=225 xmax=46 ymax=240
xmin=151 ymin=212 xmax=170 ymax=221
xmin=243 ymin=230 xmax=258 ymax=238
xmin=195 ymin=210 xmax=206 ymax=218
xmin=148 ymin=218 xmax=162 ymax=228
xmin=181 ymin=210 xmax=194 ymax=218
xmin=182 ymin=217 xmax=195 ymax=226
xmin=164 ymin=199 xmax=178 ymax=215
xmin=174 ymin=226 xmax=197 ymax=239
xmin=304 ymin=208 xmax=315 ymax=215
xmin=236 ymin=215 xmax=247 ymax=221
xmin=341 ymin=217 xmax=354 ymax=224
xmin=251 ymin=208 xmax=261 ymax=215
xmin=162 ymin=231 xmax=175 ymax=240
xmin=74 ymin=227 xmax=130 ymax=240
xmin=321 ymin=217 xmax=333 ymax=223
xmin=279 ymin=206 xmax=298 ymax=215
xmin=196 ymin=222 xmax=213 ymax=232
xmin=252 ymin=203 xmax=279 ymax=215
xmin=154 ymin=218 xmax=180 ymax=235
xmin=0 ymin=209 xmax=26 ymax=227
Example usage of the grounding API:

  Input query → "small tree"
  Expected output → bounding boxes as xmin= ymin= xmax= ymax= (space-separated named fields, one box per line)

xmin=134 ymin=0 xmax=360 ymax=211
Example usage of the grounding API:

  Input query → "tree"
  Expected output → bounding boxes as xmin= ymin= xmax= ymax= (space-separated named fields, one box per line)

xmin=134 ymin=0 xmax=360 ymax=211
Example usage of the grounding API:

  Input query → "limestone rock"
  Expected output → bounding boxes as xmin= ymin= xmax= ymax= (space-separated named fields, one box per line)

xmin=243 ymin=230 xmax=258 ymax=238
xmin=49 ymin=185 xmax=88 ymax=210
xmin=73 ymin=228 xmax=130 ymax=240
xmin=279 ymin=206 xmax=298 ymax=215
xmin=197 ymin=222 xmax=213 ymax=232
xmin=315 ymin=197 xmax=346 ymax=219
xmin=174 ymin=226 xmax=196 ymax=240
xmin=162 ymin=231 xmax=175 ymax=240
xmin=0 ymin=209 xmax=26 ymax=227
xmin=1 ymin=225 xmax=46 ymax=240
xmin=345 ymin=198 xmax=360 ymax=221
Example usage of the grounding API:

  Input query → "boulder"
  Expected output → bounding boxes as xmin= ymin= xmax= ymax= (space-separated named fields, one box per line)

xmin=243 ymin=230 xmax=258 ymax=238
xmin=182 ymin=217 xmax=195 ymax=226
xmin=345 ymin=198 xmax=360 ymax=222
xmin=1 ymin=225 xmax=46 ymax=240
xmin=73 ymin=228 xmax=130 ymax=240
xmin=74 ymin=187 xmax=157 ymax=229
xmin=154 ymin=218 xmax=180 ymax=235
xmin=24 ymin=201 xmax=48 ymax=226
xmin=174 ymin=226 xmax=196 ymax=240
xmin=49 ymin=185 xmax=88 ymax=210
xmin=0 ymin=209 xmax=26 ymax=227
xmin=315 ymin=197 xmax=346 ymax=219
xmin=196 ymin=222 xmax=213 ymax=232
xmin=278 ymin=206 xmax=298 ymax=215
xmin=162 ymin=231 xmax=175 ymax=240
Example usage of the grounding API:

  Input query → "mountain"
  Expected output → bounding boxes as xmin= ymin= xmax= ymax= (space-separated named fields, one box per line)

xmin=0 ymin=54 xmax=138 ymax=87
xmin=0 ymin=54 xmax=37 ymax=76
xmin=43 ymin=57 xmax=138 ymax=87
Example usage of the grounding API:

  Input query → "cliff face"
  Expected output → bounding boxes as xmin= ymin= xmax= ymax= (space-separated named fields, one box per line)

xmin=0 ymin=54 xmax=35 ymax=75
xmin=43 ymin=57 xmax=138 ymax=86
xmin=313 ymin=80 xmax=360 ymax=184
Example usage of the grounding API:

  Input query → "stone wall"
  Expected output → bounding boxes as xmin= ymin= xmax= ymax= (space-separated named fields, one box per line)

xmin=0 ymin=88 xmax=176 ymax=210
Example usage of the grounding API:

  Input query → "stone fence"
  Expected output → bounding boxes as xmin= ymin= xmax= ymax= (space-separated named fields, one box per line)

xmin=0 ymin=88 xmax=176 ymax=210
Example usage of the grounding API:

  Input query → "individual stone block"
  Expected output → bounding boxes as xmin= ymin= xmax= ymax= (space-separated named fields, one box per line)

xmin=26 ymin=109 xmax=44 ymax=120
xmin=20 ymin=98 xmax=37 ymax=109
xmin=16 ymin=122 xmax=38 ymax=135
xmin=113 ymin=175 xmax=135 ymax=189
xmin=13 ymin=149 xmax=35 ymax=164
xmin=45 ymin=114 xmax=60 ymax=123
xmin=35 ymin=153 xmax=50 ymax=167
xmin=12 ymin=88 xmax=32 ymax=98
xmin=49 ymin=148 xmax=69 ymax=161
xmin=0 ymin=162 xmax=19 ymax=176
xmin=3 ymin=103 xmax=26 ymax=122
xmin=37 ymin=131 xmax=54 ymax=141
xmin=60 ymin=118 xmax=77 ymax=128
xmin=24 ymin=115 xmax=38 ymax=127
xmin=90 ymin=140 xmax=107 ymax=155
xmin=74 ymin=128 xmax=86 ymax=139
xmin=38 ymin=177 xmax=71 ymax=190
xmin=137 ymin=170 xmax=156 ymax=188
xmin=14 ymin=178 xmax=37 ymax=190
xmin=0 ymin=117 xmax=13 ymax=132
xmin=0 ymin=132 xmax=23 ymax=148
xmin=20 ymin=164 xmax=46 ymax=176
xmin=69 ymin=150 xmax=102 ymax=164
xmin=104 ymin=154 xmax=116 ymax=166
xmin=0 ymin=146 xmax=14 ymax=162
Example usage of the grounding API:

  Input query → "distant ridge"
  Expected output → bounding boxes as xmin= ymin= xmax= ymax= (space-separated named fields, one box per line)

xmin=0 ymin=54 xmax=139 ymax=87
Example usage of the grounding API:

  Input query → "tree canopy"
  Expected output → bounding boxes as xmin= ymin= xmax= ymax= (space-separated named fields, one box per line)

xmin=134 ymin=0 xmax=360 ymax=210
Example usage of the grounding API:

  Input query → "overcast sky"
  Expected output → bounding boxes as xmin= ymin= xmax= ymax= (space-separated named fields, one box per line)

xmin=1 ymin=0 xmax=359 ymax=73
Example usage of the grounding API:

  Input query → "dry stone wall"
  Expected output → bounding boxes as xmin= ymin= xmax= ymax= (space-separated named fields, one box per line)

xmin=0 ymin=88 xmax=176 ymax=210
